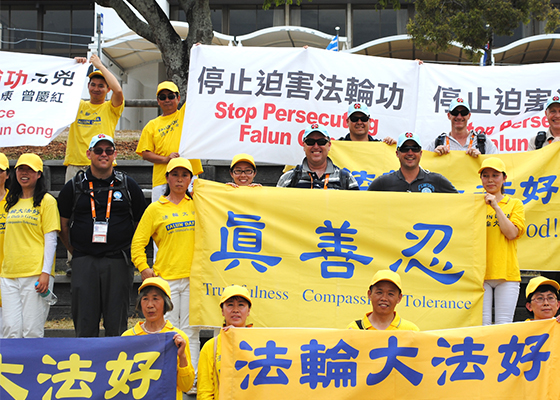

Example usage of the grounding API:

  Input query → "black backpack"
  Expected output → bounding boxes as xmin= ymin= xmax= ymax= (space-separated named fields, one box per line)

xmin=288 ymin=164 xmax=350 ymax=189
xmin=434 ymin=131 xmax=487 ymax=154
xmin=534 ymin=131 xmax=547 ymax=149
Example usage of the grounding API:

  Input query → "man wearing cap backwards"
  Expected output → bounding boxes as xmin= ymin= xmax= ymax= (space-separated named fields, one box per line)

xmin=57 ymin=134 xmax=146 ymax=337
xmin=340 ymin=102 xmax=397 ymax=144
xmin=528 ymin=96 xmax=560 ymax=150
xmin=66 ymin=54 xmax=124 ymax=181
xmin=425 ymin=98 xmax=498 ymax=157
xmin=348 ymin=270 xmax=419 ymax=331
xmin=136 ymin=81 xmax=203 ymax=203
xmin=368 ymin=132 xmax=458 ymax=193
xmin=525 ymin=276 xmax=560 ymax=321
xmin=277 ymin=124 xmax=359 ymax=190
xmin=198 ymin=285 xmax=253 ymax=399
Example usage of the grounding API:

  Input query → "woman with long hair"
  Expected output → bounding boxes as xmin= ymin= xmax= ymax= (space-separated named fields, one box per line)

xmin=0 ymin=152 xmax=10 ymax=333
xmin=1 ymin=154 xmax=60 ymax=338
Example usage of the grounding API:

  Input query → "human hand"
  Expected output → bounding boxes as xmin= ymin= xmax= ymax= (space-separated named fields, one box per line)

xmin=434 ymin=145 xmax=450 ymax=156
xmin=35 ymin=272 xmax=50 ymax=294
xmin=75 ymin=57 xmax=88 ymax=64
xmin=383 ymin=137 xmax=397 ymax=145
xmin=466 ymin=147 xmax=481 ymax=158
xmin=485 ymin=193 xmax=498 ymax=208
xmin=89 ymin=54 xmax=103 ymax=69
xmin=141 ymin=268 xmax=156 ymax=280
xmin=225 ymin=182 xmax=239 ymax=188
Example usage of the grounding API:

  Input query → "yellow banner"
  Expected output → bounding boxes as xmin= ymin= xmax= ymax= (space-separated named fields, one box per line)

xmin=191 ymin=179 xmax=486 ymax=330
xmin=219 ymin=320 xmax=560 ymax=400
xmin=329 ymin=141 xmax=560 ymax=271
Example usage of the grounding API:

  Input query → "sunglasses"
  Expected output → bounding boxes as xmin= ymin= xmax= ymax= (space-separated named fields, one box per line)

xmin=450 ymin=108 xmax=469 ymax=116
xmin=92 ymin=147 xmax=115 ymax=155
xmin=398 ymin=145 xmax=421 ymax=153
xmin=349 ymin=115 xmax=369 ymax=123
xmin=158 ymin=93 xmax=177 ymax=101
xmin=304 ymin=138 xmax=329 ymax=146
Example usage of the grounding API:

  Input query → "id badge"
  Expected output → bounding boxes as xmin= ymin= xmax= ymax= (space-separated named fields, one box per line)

xmin=92 ymin=221 xmax=109 ymax=243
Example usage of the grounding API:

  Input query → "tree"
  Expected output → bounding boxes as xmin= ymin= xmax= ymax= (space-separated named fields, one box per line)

xmin=407 ymin=0 xmax=560 ymax=64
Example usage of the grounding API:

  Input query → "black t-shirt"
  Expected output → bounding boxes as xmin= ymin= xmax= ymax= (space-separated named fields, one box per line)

xmin=367 ymin=168 xmax=458 ymax=193
xmin=57 ymin=168 xmax=146 ymax=257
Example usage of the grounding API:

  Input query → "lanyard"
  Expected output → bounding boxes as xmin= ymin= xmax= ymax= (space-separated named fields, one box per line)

xmin=446 ymin=133 xmax=474 ymax=150
xmin=308 ymin=172 xmax=330 ymax=189
xmin=89 ymin=181 xmax=113 ymax=221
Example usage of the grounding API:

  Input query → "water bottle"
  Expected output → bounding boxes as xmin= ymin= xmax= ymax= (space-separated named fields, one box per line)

xmin=35 ymin=281 xmax=58 ymax=306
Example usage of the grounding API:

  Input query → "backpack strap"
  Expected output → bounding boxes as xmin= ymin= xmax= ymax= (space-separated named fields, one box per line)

xmin=535 ymin=131 xmax=547 ymax=149
xmin=288 ymin=165 xmax=303 ymax=188
xmin=475 ymin=131 xmax=486 ymax=154
xmin=339 ymin=168 xmax=350 ymax=189
xmin=434 ymin=133 xmax=447 ymax=148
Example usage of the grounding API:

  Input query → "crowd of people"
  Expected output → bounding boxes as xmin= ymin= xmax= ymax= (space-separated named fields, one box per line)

xmin=0 ymin=55 xmax=559 ymax=398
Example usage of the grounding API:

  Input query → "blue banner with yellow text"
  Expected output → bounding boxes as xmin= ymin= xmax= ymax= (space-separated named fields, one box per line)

xmin=219 ymin=320 xmax=560 ymax=399
xmin=0 ymin=334 xmax=177 ymax=400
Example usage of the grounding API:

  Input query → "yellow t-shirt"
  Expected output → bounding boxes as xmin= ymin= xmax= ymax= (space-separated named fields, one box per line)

xmin=64 ymin=99 xmax=125 ymax=166
xmin=347 ymin=311 xmax=420 ymax=331
xmin=0 ymin=189 xmax=7 ymax=306
xmin=198 ymin=334 xmax=221 ymax=400
xmin=131 ymin=195 xmax=195 ymax=279
xmin=122 ymin=321 xmax=195 ymax=400
xmin=2 ymin=194 xmax=60 ymax=278
xmin=485 ymin=195 xmax=525 ymax=281
xmin=136 ymin=108 xmax=203 ymax=187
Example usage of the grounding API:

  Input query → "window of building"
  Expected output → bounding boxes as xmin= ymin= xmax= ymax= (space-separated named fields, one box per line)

xmin=352 ymin=8 xmax=399 ymax=47
xmin=290 ymin=6 xmax=346 ymax=36
xmin=229 ymin=6 xmax=284 ymax=36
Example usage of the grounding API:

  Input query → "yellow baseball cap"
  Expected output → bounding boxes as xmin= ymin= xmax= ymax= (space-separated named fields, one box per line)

xmin=157 ymin=81 xmax=179 ymax=95
xmin=88 ymin=69 xmax=105 ymax=79
xmin=478 ymin=157 xmax=506 ymax=174
xmin=230 ymin=153 xmax=256 ymax=169
xmin=369 ymin=270 xmax=402 ymax=292
xmin=166 ymin=157 xmax=193 ymax=174
xmin=220 ymin=285 xmax=252 ymax=307
xmin=0 ymin=153 xmax=9 ymax=171
xmin=15 ymin=153 xmax=43 ymax=172
xmin=526 ymin=276 xmax=560 ymax=299
xmin=138 ymin=277 xmax=172 ymax=299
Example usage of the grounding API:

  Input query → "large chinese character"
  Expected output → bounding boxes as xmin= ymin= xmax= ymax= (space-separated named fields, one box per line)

xmin=3 ymin=70 xmax=28 ymax=89
xmin=498 ymin=333 xmax=550 ymax=382
xmin=198 ymin=66 xmax=225 ymax=94
xmin=225 ymin=68 xmax=252 ymax=95
xmin=432 ymin=337 xmax=488 ymax=385
xmin=210 ymin=211 xmax=281 ymax=273
xmin=347 ymin=169 xmax=376 ymax=190
xmin=345 ymin=78 xmax=375 ymax=106
xmin=235 ymin=340 xmax=292 ymax=389
xmin=0 ymin=355 xmax=28 ymax=400
xmin=286 ymin=71 xmax=314 ymax=100
xmin=376 ymin=82 xmax=404 ymax=110
xmin=519 ymin=175 xmax=558 ymax=205
xmin=314 ymin=74 xmax=343 ymax=103
xmin=105 ymin=351 xmax=162 ymax=399
xmin=433 ymin=86 xmax=461 ymax=113
xmin=494 ymin=88 xmax=521 ymax=116
xmin=300 ymin=339 xmax=359 ymax=389
xmin=467 ymin=87 xmax=491 ymax=114
xmin=51 ymin=70 xmax=75 ymax=86
xmin=367 ymin=336 xmax=423 ymax=386
xmin=389 ymin=223 xmax=464 ymax=285
xmin=255 ymin=70 xmax=283 ymax=97
xmin=300 ymin=220 xmax=373 ymax=279
xmin=37 ymin=353 xmax=96 ymax=399
xmin=524 ymin=89 xmax=552 ymax=112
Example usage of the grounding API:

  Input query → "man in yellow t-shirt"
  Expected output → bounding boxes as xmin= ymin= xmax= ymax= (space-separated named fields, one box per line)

xmin=65 ymin=54 xmax=124 ymax=182
xmin=136 ymin=81 xmax=202 ymax=203
xmin=347 ymin=270 xmax=419 ymax=331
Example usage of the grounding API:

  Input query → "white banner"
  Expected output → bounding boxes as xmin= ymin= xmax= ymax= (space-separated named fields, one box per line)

xmin=0 ymin=51 xmax=89 ymax=147
xmin=182 ymin=46 xmax=559 ymax=164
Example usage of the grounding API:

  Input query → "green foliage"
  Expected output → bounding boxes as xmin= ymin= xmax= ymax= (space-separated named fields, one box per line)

xmin=408 ymin=0 xmax=560 ymax=61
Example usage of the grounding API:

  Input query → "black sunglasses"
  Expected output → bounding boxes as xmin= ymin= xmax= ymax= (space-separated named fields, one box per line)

xmin=92 ymin=147 xmax=115 ymax=155
xmin=304 ymin=138 xmax=329 ymax=146
xmin=398 ymin=145 xmax=421 ymax=153
xmin=158 ymin=93 xmax=177 ymax=101
xmin=349 ymin=115 xmax=369 ymax=123
xmin=450 ymin=108 xmax=469 ymax=116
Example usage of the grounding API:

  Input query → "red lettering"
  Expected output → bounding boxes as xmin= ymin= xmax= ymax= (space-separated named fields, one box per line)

xmin=263 ymin=103 xmax=276 ymax=120
xmin=307 ymin=111 xmax=318 ymax=124
xmin=215 ymin=102 xmax=227 ymax=119
xmin=276 ymin=108 xmax=287 ymax=122
xmin=0 ymin=109 xmax=15 ymax=118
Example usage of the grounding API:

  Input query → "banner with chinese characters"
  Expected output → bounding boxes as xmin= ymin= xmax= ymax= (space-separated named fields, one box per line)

xmin=182 ymin=46 xmax=560 ymax=165
xmin=219 ymin=320 xmax=560 ymax=400
xmin=328 ymin=141 xmax=560 ymax=271
xmin=190 ymin=179 xmax=486 ymax=330
xmin=0 ymin=51 xmax=88 ymax=147
xmin=0 ymin=333 xmax=177 ymax=400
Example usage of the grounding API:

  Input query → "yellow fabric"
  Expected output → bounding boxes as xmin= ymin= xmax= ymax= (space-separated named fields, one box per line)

xmin=485 ymin=195 xmax=525 ymax=281
xmin=122 ymin=320 xmax=195 ymax=399
xmin=1 ymin=194 xmax=60 ymax=278
xmin=136 ymin=108 xmax=203 ymax=187
xmin=131 ymin=195 xmax=195 ymax=278
xmin=0 ymin=189 xmax=7 ymax=306
xmin=346 ymin=311 xmax=420 ymax=331
xmin=219 ymin=321 xmax=560 ymax=399
xmin=197 ymin=334 xmax=221 ymax=400
xmin=64 ymin=99 xmax=124 ymax=166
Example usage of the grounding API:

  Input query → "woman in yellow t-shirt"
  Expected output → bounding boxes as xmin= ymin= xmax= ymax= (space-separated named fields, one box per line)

xmin=0 ymin=152 xmax=10 ymax=334
xmin=1 ymin=154 xmax=60 ymax=338
xmin=479 ymin=158 xmax=525 ymax=326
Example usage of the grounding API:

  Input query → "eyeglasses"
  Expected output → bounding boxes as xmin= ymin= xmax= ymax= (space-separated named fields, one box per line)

xmin=158 ymin=93 xmax=177 ymax=101
xmin=532 ymin=295 xmax=558 ymax=304
xmin=92 ymin=147 xmax=115 ymax=155
xmin=304 ymin=138 xmax=329 ymax=146
xmin=450 ymin=108 xmax=469 ymax=116
xmin=232 ymin=169 xmax=255 ymax=176
xmin=349 ymin=115 xmax=369 ymax=123
xmin=398 ymin=145 xmax=421 ymax=153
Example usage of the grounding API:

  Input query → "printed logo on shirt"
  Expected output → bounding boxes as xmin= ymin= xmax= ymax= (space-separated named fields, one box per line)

xmin=113 ymin=191 xmax=123 ymax=201
xmin=77 ymin=116 xmax=101 ymax=126
xmin=418 ymin=183 xmax=435 ymax=193
xmin=166 ymin=221 xmax=195 ymax=231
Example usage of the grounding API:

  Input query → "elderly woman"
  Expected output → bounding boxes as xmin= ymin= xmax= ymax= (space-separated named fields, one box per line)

xmin=122 ymin=277 xmax=194 ymax=398
xmin=197 ymin=285 xmax=252 ymax=399
xmin=226 ymin=153 xmax=261 ymax=187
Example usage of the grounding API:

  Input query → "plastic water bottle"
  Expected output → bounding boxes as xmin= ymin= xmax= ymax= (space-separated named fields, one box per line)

xmin=35 ymin=281 xmax=58 ymax=306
